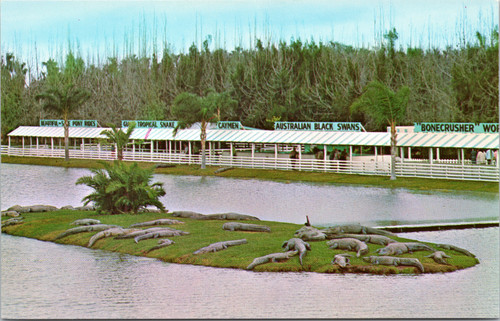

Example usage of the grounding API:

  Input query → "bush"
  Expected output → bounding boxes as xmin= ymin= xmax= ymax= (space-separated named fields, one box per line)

xmin=76 ymin=161 xmax=166 ymax=214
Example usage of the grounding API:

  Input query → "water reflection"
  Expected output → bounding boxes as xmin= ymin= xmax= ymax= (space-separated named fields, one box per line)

xmin=1 ymin=163 xmax=498 ymax=226
xmin=2 ymin=228 xmax=498 ymax=319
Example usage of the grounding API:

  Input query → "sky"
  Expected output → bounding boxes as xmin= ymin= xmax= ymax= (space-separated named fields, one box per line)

xmin=1 ymin=0 xmax=498 ymax=70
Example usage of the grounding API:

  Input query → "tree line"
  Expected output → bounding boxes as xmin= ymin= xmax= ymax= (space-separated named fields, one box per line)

xmin=2 ymin=28 xmax=498 ymax=142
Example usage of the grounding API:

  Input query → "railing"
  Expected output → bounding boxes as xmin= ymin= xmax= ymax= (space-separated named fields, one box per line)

xmin=395 ymin=161 xmax=499 ymax=181
xmin=2 ymin=146 xmax=498 ymax=182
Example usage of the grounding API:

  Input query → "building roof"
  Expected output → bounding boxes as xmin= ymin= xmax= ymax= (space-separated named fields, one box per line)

xmin=7 ymin=126 xmax=499 ymax=149
xmin=7 ymin=126 xmax=109 ymax=139
xmin=397 ymin=132 xmax=499 ymax=149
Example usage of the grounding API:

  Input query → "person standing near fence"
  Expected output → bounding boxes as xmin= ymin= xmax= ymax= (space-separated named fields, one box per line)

xmin=290 ymin=146 xmax=299 ymax=170
xmin=485 ymin=149 xmax=492 ymax=165
xmin=340 ymin=149 xmax=347 ymax=161
xmin=477 ymin=150 xmax=486 ymax=165
xmin=329 ymin=148 xmax=336 ymax=161
xmin=470 ymin=149 xmax=477 ymax=164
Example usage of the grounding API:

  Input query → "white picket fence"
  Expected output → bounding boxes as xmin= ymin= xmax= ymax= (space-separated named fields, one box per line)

xmin=2 ymin=145 xmax=499 ymax=182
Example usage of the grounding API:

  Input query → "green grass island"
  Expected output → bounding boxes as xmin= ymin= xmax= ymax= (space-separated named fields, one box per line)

xmin=2 ymin=208 xmax=479 ymax=275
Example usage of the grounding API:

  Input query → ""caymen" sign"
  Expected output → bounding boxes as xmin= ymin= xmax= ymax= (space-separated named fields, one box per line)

xmin=216 ymin=121 xmax=243 ymax=130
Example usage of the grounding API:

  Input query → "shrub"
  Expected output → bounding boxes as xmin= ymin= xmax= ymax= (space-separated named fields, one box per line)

xmin=76 ymin=161 xmax=166 ymax=214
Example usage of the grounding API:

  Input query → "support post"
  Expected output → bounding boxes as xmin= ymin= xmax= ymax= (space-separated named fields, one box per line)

xmin=408 ymin=147 xmax=412 ymax=160
xmin=437 ymin=148 xmax=440 ymax=162
xmin=188 ymin=141 xmax=192 ymax=164
xmin=349 ymin=146 xmax=353 ymax=174
xmin=251 ymin=143 xmax=255 ymax=168
xmin=461 ymin=149 xmax=465 ymax=165
xmin=208 ymin=142 xmax=212 ymax=165
xmin=274 ymin=144 xmax=278 ymax=169
xmin=323 ymin=144 xmax=327 ymax=171
xmin=400 ymin=147 xmax=404 ymax=163
xmin=168 ymin=141 xmax=172 ymax=162
xmin=230 ymin=143 xmax=233 ymax=166
xmin=429 ymin=147 xmax=433 ymax=164
xmin=151 ymin=140 xmax=154 ymax=161
xmin=36 ymin=137 xmax=39 ymax=150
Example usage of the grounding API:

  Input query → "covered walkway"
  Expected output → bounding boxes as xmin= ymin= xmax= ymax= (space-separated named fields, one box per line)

xmin=3 ymin=125 xmax=499 ymax=182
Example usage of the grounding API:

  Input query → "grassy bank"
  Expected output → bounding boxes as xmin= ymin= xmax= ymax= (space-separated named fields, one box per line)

xmin=2 ymin=155 xmax=498 ymax=193
xmin=1 ymin=210 xmax=479 ymax=274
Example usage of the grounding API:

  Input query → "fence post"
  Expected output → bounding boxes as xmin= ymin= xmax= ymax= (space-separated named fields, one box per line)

xmin=298 ymin=144 xmax=302 ymax=171
xmin=323 ymin=144 xmax=327 ymax=172
xmin=251 ymin=143 xmax=255 ymax=168
xmin=274 ymin=144 xmax=278 ymax=169
xmin=230 ymin=143 xmax=233 ymax=166
xmin=150 ymin=140 xmax=154 ymax=161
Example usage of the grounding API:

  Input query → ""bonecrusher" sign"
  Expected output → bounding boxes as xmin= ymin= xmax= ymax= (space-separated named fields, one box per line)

xmin=414 ymin=122 xmax=499 ymax=133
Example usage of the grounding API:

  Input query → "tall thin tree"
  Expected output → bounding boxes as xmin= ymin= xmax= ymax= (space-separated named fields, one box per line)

xmin=171 ymin=91 xmax=237 ymax=169
xmin=36 ymin=83 xmax=90 ymax=161
xmin=100 ymin=121 xmax=137 ymax=161
xmin=350 ymin=81 xmax=409 ymax=180
xmin=171 ymin=92 xmax=215 ymax=169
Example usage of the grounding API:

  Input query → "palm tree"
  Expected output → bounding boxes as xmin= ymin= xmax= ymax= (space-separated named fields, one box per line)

xmin=171 ymin=91 xmax=237 ymax=169
xmin=75 ymin=166 xmax=115 ymax=213
xmin=36 ymin=83 xmax=90 ymax=161
xmin=171 ymin=92 xmax=216 ymax=169
xmin=350 ymin=81 xmax=410 ymax=180
xmin=76 ymin=161 xmax=166 ymax=214
xmin=100 ymin=122 xmax=137 ymax=161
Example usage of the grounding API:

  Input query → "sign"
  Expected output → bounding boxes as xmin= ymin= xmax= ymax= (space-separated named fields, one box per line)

xmin=274 ymin=122 xmax=365 ymax=132
xmin=414 ymin=122 xmax=499 ymax=134
xmin=40 ymin=119 xmax=97 ymax=127
xmin=216 ymin=121 xmax=243 ymax=130
xmin=121 ymin=120 xmax=178 ymax=128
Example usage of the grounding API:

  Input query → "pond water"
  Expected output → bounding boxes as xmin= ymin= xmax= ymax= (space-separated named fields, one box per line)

xmin=1 ymin=163 xmax=499 ymax=318
xmin=1 ymin=163 xmax=498 ymax=226
xmin=2 ymin=228 xmax=498 ymax=319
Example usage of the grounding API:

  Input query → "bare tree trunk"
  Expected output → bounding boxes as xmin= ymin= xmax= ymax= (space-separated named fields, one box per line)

xmin=64 ymin=117 xmax=70 ymax=162
xmin=390 ymin=120 xmax=397 ymax=180
xmin=200 ymin=120 xmax=207 ymax=169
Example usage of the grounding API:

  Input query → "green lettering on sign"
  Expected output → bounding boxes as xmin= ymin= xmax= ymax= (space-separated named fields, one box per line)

xmin=122 ymin=120 xmax=178 ymax=128
xmin=414 ymin=123 xmax=499 ymax=133
xmin=216 ymin=121 xmax=242 ymax=130
xmin=274 ymin=122 xmax=365 ymax=132
xmin=40 ymin=119 xmax=97 ymax=127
